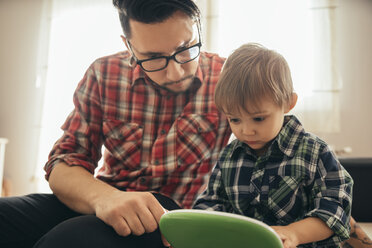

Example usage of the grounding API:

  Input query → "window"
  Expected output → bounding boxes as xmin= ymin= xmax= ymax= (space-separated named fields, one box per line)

xmin=36 ymin=0 xmax=123 ymax=192
xmin=198 ymin=0 xmax=341 ymax=133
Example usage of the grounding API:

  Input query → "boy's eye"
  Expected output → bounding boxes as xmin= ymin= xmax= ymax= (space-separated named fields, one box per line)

xmin=253 ymin=117 xmax=265 ymax=122
xmin=229 ymin=118 xmax=240 ymax=123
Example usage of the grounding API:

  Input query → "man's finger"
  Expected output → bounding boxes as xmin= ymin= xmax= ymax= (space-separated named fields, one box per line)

xmin=148 ymin=200 xmax=168 ymax=224
xmin=137 ymin=208 xmax=158 ymax=233
xmin=112 ymin=217 xmax=132 ymax=237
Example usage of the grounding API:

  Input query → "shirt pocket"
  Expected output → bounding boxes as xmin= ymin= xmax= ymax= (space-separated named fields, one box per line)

xmin=102 ymin=119 xmax=143 ymax=170
xmin=176 ymin=113 xmax=219 ymax=165
xmin=268 ymin=174 xmax=306 ymax=224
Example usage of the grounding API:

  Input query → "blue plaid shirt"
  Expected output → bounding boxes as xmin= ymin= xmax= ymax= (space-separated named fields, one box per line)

xmin=194 ymin=115 xmax=353 ymax=247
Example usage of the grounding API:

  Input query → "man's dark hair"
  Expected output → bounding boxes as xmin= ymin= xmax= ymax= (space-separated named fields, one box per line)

xmin=113 ymin=0 xmax=201 ymax=38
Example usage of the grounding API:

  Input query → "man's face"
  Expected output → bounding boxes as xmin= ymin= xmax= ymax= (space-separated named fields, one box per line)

xmin=125 ymin=11 xmax=200 ymax=93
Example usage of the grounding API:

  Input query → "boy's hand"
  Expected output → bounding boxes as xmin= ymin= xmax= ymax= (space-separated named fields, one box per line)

xmin=161 ymin=234 xmax=171 ymax=247
xmin=272 ymin=217 xmax=333 ymax=247
xmin=271 ymin=225 xmax=299 ymax=248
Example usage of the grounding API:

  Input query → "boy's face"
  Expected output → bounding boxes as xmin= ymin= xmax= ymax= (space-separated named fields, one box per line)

xmin=225 ymin=97 xmax=292 ymax=156
xmin=123 ymin=11 xmax=200 ymax=93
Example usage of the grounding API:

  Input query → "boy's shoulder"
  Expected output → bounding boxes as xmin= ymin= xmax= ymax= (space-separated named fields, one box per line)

xmin=280 ymin=115 xmax=333 ymax=159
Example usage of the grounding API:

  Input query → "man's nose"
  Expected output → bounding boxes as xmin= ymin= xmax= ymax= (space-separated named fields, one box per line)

xmin=166 ymin=59 xmax=184 ymax=81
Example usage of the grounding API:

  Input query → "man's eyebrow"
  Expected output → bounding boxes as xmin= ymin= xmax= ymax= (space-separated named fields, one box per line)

xmin=131 ymin=46 xmax=163 ymax=57
xmin=134 ymin=37 xmax=194 ymax=58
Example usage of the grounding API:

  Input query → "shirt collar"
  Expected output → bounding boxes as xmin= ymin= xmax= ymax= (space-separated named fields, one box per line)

xmin=275 ymin=115 xmax=305 ymax=157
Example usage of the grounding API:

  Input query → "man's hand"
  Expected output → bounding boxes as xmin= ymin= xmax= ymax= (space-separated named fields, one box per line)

xmin=49 ymin=163 xmax=171 ymax=246
xmin=94 ymin=191 xmax=166 ymax=236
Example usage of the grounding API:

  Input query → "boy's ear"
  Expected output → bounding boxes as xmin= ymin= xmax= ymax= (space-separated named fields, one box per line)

xmin=284 ymin=92 xmax=298 ymax=113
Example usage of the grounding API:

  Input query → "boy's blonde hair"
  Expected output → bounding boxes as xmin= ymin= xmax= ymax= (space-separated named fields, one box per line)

xmin=215 ymin=43 xmax=294 ymax=114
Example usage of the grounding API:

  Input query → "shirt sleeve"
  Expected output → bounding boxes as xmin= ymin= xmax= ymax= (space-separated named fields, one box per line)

xmin=44 ymin=63 xmax=104 ymax=179
xmin=192 ymin=160 xmax=232 ymax=212
xmin=305 ymin=146 xmax=353 ymax=244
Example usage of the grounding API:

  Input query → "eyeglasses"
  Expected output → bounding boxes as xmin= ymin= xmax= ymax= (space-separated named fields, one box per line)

xmin=127 ymin=24 xmax=202 ymax=72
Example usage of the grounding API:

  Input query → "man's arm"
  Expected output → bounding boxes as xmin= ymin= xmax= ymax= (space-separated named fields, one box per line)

xmin=49 ymin=162 xmax=165 ymax=237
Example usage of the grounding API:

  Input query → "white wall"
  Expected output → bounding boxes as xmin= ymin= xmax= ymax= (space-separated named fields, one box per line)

xmin=315 ymin=0 xmax=372 ymax=157
xmin=0 ymin=0 xmax=371 ymax=196
xmin=0 ymin=0 xmax=46 ymax=195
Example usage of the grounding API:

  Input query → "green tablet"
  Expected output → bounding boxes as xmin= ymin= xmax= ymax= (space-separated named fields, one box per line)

xmin=159 ymin=209 xmax=283 ymax=248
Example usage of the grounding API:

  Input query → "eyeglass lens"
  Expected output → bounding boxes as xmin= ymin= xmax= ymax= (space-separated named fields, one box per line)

xmin=141 ymin=45 xmax=200 ymax=72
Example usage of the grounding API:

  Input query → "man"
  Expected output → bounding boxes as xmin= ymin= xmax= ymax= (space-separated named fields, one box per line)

xmin=0 ymin=1 xmax=369 ymax=248
xmin=0 ymin=0 xmax=230 ymax=247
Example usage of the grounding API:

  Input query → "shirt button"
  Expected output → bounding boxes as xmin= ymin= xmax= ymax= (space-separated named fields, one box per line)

xmin=154 ymin=160 xmax=160 ymax=165
xmin=139 ymin=177 xmax=147 ymax=184
xmin=160 ymin=129 xmax=166 ymax=135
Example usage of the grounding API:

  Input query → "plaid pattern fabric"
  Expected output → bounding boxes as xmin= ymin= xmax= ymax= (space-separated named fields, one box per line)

xmin=194 ymin=115 xmax=353 ymax=247
xmin=44 ymin=51 xmax=231 ymax=209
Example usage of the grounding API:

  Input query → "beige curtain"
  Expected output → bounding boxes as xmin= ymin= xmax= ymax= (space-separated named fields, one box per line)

xmin=197 ymin=0 xmax=341 ymax=133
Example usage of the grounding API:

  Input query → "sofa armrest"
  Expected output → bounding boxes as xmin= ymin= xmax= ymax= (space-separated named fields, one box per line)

xmin=339 ymin=157 xmax=372 ymax=222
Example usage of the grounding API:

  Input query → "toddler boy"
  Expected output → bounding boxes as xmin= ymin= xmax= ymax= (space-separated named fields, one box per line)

xmin=193 ymin=43 xmax=353 ymax=248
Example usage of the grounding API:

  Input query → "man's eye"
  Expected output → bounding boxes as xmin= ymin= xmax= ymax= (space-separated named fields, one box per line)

xmin=253 ymin=117 xmax=265 ymax=122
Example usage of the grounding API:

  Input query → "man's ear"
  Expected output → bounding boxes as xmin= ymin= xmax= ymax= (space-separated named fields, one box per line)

xmin=121 ymin=35 xmax=136 ymax=67
xmin=284 ymin=92 xmax=298 ymax=113
xmin=121 ymin=35 xmax=130 ymax=51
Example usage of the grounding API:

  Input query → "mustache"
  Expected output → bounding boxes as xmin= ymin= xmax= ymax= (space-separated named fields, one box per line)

xmin=163 ymin=75 xmax=194 ymax=86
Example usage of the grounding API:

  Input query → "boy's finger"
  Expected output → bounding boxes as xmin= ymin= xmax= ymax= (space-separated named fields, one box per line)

xmin=161 ymin=234 xmax=171 ymax=247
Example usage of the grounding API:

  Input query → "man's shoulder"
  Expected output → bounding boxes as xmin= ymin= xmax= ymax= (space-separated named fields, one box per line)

xmin=199 ymin=51 xmax=225 ymax=66
xmin=87 ymin=50 xmax=141 ymax=81
xmin=198 ymin=51 xmax=226 ymax=78
xmin=93 ymin=50 xmax=131 ymax=66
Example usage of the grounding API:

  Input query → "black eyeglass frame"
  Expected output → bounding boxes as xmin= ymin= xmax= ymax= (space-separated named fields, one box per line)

xmin=127 ymin=23 xmax=202 ymax=72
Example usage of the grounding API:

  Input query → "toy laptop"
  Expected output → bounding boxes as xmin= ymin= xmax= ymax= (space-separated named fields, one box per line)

xmin=159 ymin=209 xmax=283 ymax=248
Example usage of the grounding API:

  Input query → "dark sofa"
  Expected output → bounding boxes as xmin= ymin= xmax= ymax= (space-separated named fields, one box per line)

xmin=338 ymin=157 xmax=372 ymax=222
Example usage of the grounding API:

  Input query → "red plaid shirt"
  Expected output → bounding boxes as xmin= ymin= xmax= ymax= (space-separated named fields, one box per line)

xmin=45 ymin=51 xmax=231 ymax=208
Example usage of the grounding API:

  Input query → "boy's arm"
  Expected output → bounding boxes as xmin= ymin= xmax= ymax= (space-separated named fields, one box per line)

xmin=193 ymin=161 xmax=230 ymax=211
xmin=305 ymin=149 xmax=353 ymax=242
xmin=271 ymin=217 xmax=333 ymax=248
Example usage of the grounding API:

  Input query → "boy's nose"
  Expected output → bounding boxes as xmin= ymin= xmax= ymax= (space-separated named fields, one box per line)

xmin=242 ymin=126 xmax=255 ymax=136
